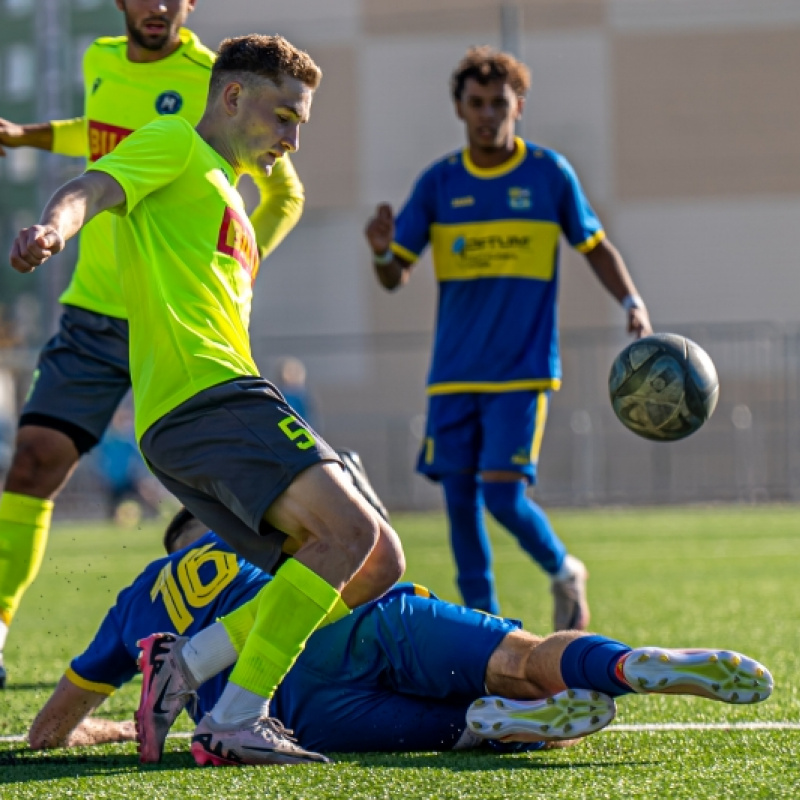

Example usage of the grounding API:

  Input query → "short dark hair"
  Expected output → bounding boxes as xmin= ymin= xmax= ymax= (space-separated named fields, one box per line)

xmin=450 ymin=46 xmax=531 ymax=101
xmin=163 ymin=507 xmax=200 ymax=554
xmin=210 ymin=34 xmax=322 ymax=97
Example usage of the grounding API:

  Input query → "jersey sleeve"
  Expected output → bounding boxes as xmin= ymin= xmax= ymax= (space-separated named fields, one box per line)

xmin=51 ymin=117 xmax=88 ymax=158
xmin=392 ymin=167 xmax=438 ymax=263
xmin=87 ymin=117 xmax=194 ymax=215
xmin=249 ymin=155 xmax=305 ymax=260
xmin=554 ymin=155 xmax=606 ymax=253
xmin=67 ymin=603 xmax=137 ymax=695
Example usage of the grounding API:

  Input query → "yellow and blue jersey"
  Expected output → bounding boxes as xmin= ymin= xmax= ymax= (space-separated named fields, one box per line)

xmin=67 ymin=531 xmax=266 ymax=714
xmin=392 ymin=137 xmax=605 ymax=395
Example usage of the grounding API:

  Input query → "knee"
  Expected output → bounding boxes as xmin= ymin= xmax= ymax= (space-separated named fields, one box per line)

xmin=482 ymin=482 xmax=521 ymax=525
xmin=362 ymin=519 xmax=405 ymax=592
xmin=5 ymin=428 xmax=79 ymax=496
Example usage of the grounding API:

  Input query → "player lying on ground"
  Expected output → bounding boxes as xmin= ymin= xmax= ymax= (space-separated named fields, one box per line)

xmin=29 ymin=458 xmax=773 ymax=761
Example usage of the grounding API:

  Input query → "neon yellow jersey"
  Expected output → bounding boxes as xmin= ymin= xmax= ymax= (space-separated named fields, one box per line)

xmin=58 ymin=29 xmax=215 ymax=318
xmin=88 ymin=116 xmax=260 ymax=440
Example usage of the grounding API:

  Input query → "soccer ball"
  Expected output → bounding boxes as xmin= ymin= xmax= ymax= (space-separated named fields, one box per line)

xmin=608 ymin=333 xmax=719 ymax=441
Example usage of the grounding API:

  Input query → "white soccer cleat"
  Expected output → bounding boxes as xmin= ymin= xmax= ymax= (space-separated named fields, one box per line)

xmin=191 ymin=714 xmax=330 ymax=766
xmin=621 ymin=647 xmax=774 ymax=704
xmin=466 ymin=689 xmax=616 ymax=742
xmin=551 ymin=555 xmax=590 ymax=631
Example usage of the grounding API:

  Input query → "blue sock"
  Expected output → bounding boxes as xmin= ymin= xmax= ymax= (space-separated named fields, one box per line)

xmin=560 ymin=635 xmax=633 ymax=697
xmin=482 ymin=481 xmax=567 ymax=575
xmin=441 ymin=474 xmax=499 ymax=614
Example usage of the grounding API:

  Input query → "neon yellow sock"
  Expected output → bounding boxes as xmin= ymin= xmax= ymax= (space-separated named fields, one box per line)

xmin=0 ymin=492 xmax=54 ymax=623
xmin=220 ymin=580 xmax=351 ymax=655
xmin=220 ymin=596 xmax=258 ymax=654
xmin=229 ymin=559 xmax=339 ymax=698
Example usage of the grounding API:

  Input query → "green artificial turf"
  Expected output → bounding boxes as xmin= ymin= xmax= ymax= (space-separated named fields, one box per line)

xmin=2 ymin=505 xmax=799 ymax=799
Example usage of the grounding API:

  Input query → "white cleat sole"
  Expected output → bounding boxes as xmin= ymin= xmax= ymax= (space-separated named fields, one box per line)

xmin=623 ymin=648 xmax=773 ymax=704
xmin=466 ymin=689 xmax=616 ymax=741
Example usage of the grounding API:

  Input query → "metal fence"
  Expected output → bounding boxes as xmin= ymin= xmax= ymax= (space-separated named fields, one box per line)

xmin=2 ymin=320 xmax=800 ymax=518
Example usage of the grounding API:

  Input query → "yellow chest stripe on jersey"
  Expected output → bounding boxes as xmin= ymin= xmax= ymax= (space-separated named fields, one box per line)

xmin=430 ymin=219 xmax=560 ymax=282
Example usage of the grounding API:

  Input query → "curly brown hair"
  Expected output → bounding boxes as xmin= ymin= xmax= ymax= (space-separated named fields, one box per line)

xmin=450 ymin=46 xmax=530 ymax=101
xmin=210 ymin=34 xmax=322 ymax=96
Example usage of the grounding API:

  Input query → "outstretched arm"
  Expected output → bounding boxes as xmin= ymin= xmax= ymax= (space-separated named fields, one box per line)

xmin=28 ymin=675 xmax=133 ymax=749
xmin=0 ymin=118 xmax=54 ymax=155
xmin=583 ymin=238 xmax=652 ymax=338
xmin=9 ymin=171 xmax=125 ymax=273
xmin=364 ymin=203 xmax=413 ymax=290
xmin=0 ymin=116 xmax=87 ymax=157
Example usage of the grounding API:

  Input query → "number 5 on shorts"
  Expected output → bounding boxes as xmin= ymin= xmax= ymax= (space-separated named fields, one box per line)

xmin=279 ymin=415 xmax=316 ymax=450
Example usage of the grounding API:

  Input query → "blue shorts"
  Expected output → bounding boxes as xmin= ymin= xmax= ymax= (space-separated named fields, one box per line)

xmin=271 ymin=585 xmax=519 ymax=752
xmin=416 ymin=391 xmax=551 ymax=483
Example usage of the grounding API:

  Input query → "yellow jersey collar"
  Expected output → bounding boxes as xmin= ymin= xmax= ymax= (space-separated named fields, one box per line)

xmin=462 ymin=136 xmax=526 ymax=179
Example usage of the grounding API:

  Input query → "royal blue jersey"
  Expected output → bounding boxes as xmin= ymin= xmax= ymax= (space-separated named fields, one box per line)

xmin=65 ymin=533 xmax=530 ymax=752
xmin=392 ymin=137 xmax=604 ymax=394
xmin=68 ymin=531 xmax=267 ymax=715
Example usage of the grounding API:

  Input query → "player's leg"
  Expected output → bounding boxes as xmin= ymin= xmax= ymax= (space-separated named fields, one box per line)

xmin=468 ymin=631 xmax=774 ymax=741
xmin=0 ymin=307 xmax=130 ymax=687
xmin=417 ymin=395 xmax=499 ymax=613
xmin=478 ymin=391 xmax=589 ymax=630
xmin=135 ymin=451 xmax=397 ymax=762
xmin=139 ymin=381 xmax=404 ymax=765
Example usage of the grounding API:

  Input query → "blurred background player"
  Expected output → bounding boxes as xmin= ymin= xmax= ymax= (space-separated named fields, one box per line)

xmin=10 ymin=34 xmax=405 ymax=765
xmin=91 ymin=407 xmax=174 ymax=526
xmin=0 ymin=0 xmax=306 ymax=687
xmin=365 ymin=46 xmax=653 ymax=629
xmin=273 ymin=356 xmax=319 ymax=432
xmin=28 ymin=502 xmax=773 ymax=758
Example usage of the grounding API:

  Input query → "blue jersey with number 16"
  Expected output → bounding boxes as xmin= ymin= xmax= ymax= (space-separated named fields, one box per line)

xmin=67 ymin=531 xmax=268 ymax=712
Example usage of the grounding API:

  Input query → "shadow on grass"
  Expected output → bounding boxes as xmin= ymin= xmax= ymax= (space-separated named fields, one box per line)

xmin=329 ymin=752 xmax=650 ymax=771
xmin=0 ymin=746 xmax=652 ymax=784
xmin=0 ymin=747 xmax=195 ymax=783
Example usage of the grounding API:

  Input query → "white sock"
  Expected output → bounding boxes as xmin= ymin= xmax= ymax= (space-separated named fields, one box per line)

xmin=0 ymin=620 xmax=8 ymax=652
xmin=182 ymin=622 xmax=237 ymax=685
xmin=210 ymin=682 xmax=269 ymax=728
xmin=552 ymin=554 xmax=580 ymax=581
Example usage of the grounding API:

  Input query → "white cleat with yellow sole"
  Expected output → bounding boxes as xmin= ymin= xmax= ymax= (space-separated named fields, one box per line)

xmin=466 ymin=688 xmax=617 ymax=742
xmin=621 ymin=648 xmax=773 ymax=704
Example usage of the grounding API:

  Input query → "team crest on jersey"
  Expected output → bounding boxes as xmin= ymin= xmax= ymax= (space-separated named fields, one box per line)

xmin=217 ymin=206 xmax=259 ymax=281
xmin=508 ymin=187 xmax=531 ymax=210
xmin=155 ymin=90 xmax=183 ymax=115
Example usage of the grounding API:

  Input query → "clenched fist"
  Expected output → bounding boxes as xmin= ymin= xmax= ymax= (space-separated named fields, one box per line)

xmin=10 ymin=225 xmax=64 ymax=273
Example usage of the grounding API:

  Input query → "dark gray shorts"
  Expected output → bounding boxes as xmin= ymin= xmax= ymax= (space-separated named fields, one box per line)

xmin=140 ymin=377 xmax=341 ymax=573
xmin=20 ymin=305 xmax=130 ymax=454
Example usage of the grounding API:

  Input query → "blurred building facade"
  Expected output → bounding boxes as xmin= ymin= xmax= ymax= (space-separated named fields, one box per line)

xmin=2 ymin=0 xmax=800 ymax=513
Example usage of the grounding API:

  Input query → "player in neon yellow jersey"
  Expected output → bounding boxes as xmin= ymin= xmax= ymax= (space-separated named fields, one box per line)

xmin=10 ymin=33 xmax=406 ymax=767
xmin=0 ymin=1 xmax=305 ymax=688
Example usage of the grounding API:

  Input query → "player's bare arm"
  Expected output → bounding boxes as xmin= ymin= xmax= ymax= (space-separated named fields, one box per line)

xmin=583 ymin=238 xmax=653 ymax=339
xmin=10 ymin=172 xmax=126 ymax=273
xmin=28 ymin=675 xmax=134 ymax=749
xmin=0 ymin=117 xmax=54 ymax=156
xmin=365 ymin=203 xmax=413 ymax=290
